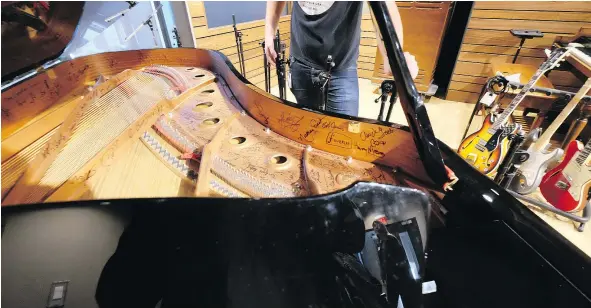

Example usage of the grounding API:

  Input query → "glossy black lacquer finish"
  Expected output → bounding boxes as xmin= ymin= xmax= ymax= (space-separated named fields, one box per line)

xmin=2 ymin=183 xmax=431 ymax=308
xmin=3 ymin=3 xmax=591 ymax=307
xmin=1 ymin=2 xmax=85 ymax=80
xmin=369 ymin=1 xmax=591 ymax=300
xmin=369 ymin=2 xmax=448 ymax=187
xmin=438 ymin=143 xmax=591 ymax=300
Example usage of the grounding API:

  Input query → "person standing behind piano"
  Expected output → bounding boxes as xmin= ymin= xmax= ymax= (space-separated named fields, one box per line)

xmin=264 ymin=1 xmax=418 ymax=117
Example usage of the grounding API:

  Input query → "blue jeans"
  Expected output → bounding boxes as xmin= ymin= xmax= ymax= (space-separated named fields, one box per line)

xmin=289 ymin=57 xmax=359 ymax=117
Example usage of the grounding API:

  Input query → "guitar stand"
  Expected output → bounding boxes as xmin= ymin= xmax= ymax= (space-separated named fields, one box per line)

xmin=495 ymin=130 xmax=527 ymax=186
xmin=460 ymin=76 xmax=508 ymax=142
xmin=375 ymin=80 xmax=398 ymax=122
xmin=508 ymin=191 xmax=591 ymax=232
xmin=232 ymin=15 xmax=245 ymax=76
xmin=497 ymin=130 xmax=590 ymax=232
xmin=460 ymin=77 xmax=591 ymax=142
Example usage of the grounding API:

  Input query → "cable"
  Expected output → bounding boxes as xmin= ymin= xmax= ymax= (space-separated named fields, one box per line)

xmin=486 ymin=75 xmax=510 ymax=96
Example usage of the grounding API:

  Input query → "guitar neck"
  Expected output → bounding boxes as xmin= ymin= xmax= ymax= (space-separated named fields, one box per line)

xmin=491 ymin=71 xmax=544 ymax=130
xmin=533 ymin=78 xmax=591 ymax=151
xmin=491 ymin=48 xmax=569 ymax=131
xmin=575 ymin=139 xmax=591 ymax=166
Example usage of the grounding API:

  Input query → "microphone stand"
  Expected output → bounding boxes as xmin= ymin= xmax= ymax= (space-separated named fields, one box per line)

xmin=274 ymin=30 xmax=287 ymax=100
xmin=232 ymin=15 xmax=245 ymax=75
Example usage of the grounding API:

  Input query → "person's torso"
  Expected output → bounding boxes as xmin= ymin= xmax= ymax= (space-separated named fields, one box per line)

xmin=290 ymin=1 xmax=362 ymax=70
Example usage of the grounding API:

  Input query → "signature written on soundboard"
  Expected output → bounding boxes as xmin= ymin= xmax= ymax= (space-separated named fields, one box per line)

xmin=299 ymin=128 xmax=318 ymax=142
xmin=353 ymin=140 xmax=386 ymax=158
xmin=278 ymin=112 xmax=304 ymax=132
xmin=310 ymin=116 xmax=344 ymax=131
xmin=254 ymin=101 xmax=270 ymax=125
xmin=360 ymin=126 xmax=396 ymax=141
xmin=326 ymin=131 xmax=352 ymax=149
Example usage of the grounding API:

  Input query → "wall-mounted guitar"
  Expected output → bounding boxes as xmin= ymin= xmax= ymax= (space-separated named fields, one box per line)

xmin=540 ymin=137 xmax=591 ymax=212
xmin=458 ymin=47 xmax=577 ymax=178
xmin=510 ymin=78 xmax=591 ymax=194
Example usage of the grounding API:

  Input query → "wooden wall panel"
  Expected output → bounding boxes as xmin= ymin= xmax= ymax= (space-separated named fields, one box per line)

xmin=359 ymin=14 xmax=378 ymax=81
xmin=470 ymin=10 xmax=591 ymax=22
xmin=370 ymin=2 xmax=452 ymax=92
xmin=472 ymin=1 xmax=591 ymax=12
xmin=447 ymin=1 xmax=591 ymax=103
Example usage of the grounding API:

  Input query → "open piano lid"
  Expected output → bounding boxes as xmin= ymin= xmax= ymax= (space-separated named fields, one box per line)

xmin=2 ymin=2 xmax=591 ymax=307
xmin=1 ymin=2 xmax=84 ymax=81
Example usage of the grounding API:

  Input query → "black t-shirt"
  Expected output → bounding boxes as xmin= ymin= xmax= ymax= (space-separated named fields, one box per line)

xmin=290 ymin=1 xmax=362 ymax=71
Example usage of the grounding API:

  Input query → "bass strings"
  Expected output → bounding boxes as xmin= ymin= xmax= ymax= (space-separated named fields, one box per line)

xmin=22 ymin=72 xmax=172 ymax=203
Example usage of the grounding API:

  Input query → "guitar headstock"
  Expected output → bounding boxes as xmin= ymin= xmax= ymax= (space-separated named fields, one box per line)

xmin=542 ymin=43 xmax=584 ymax=72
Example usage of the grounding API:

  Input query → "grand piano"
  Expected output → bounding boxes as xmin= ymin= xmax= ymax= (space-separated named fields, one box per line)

xmin=2 ymin=2 xmax=590 ymax=308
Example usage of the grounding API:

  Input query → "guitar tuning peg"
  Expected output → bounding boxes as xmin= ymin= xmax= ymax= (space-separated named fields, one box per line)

xmin=544 ymin=49 xmax=551 ymax=58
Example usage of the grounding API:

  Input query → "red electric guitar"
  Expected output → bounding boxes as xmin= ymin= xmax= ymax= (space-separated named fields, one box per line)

xmin=540 ymin=139 xmax=591 ymax=212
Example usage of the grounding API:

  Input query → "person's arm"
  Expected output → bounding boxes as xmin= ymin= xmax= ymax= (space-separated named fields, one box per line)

xmin=370 ymin=1 xmax=418 ymax=79
xmin=389 ymin=2 xmax=404 ymax=48
xmin=265 ymin=1 xmax=287 ymax=66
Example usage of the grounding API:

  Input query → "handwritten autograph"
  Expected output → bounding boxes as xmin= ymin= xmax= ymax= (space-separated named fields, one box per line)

xmin=354 ymin=141 xmax=385 ymax=158
xmin=326 ymin=131 xmax=352 ymax=149
xmin=360 ymin=127 xmax=396 ymax=141
xmin=298 ymin=128 xmax=317 ymax=142
xmin=254 ymin=101 xmax=270 ymax=125
xmin=278 ymin=112 xmax=304 ymax=132
xmin=310 ymin=116 xmax=344 ymax=131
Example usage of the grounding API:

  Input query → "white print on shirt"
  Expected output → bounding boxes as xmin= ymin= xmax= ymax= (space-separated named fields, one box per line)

xmin=298 ymin=1 xmax=335 ymax=15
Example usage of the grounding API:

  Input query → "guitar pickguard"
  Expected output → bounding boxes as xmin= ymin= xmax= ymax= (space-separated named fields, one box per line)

xmin=512 ymin=147 xmax=563 ymax=195
xmin=563 ymin=162 xmax=589 ymax=201
xmin=485 ymin=129 xmax=503 ymax=151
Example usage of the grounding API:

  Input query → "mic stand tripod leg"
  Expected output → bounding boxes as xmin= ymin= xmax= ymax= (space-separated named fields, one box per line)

xmin=386 ymin=89 xmax=398 ymax=123
xmin=378 ymin=94 xmax=387 ymax=121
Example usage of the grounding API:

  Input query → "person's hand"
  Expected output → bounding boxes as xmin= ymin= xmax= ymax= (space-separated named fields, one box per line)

xmin=264 ymin=32 xmax=277 ymax=67
xmin=383 ymin=52 xmax=419 ymax=80
xmin=404 ymin=52 xmax=419 ymax=79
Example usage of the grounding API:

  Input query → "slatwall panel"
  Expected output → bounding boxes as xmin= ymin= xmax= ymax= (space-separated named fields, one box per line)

xmin=188 ymin=2 xmax=290 ymax=89
xmin=447 ymin=1 xmax=591 ymax=103
xmin=359 ymin=15 xmax=378 ymax=79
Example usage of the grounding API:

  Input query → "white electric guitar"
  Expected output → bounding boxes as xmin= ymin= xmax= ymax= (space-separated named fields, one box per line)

xmin=511 ymin=77 xmax=591 ymax=194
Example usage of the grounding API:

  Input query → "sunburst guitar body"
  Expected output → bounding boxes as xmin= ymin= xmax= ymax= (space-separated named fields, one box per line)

xmin=458 ymin=114 xmax=517 ymax=178
xmin=458 ymin=46 xmax=578 ymax=179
